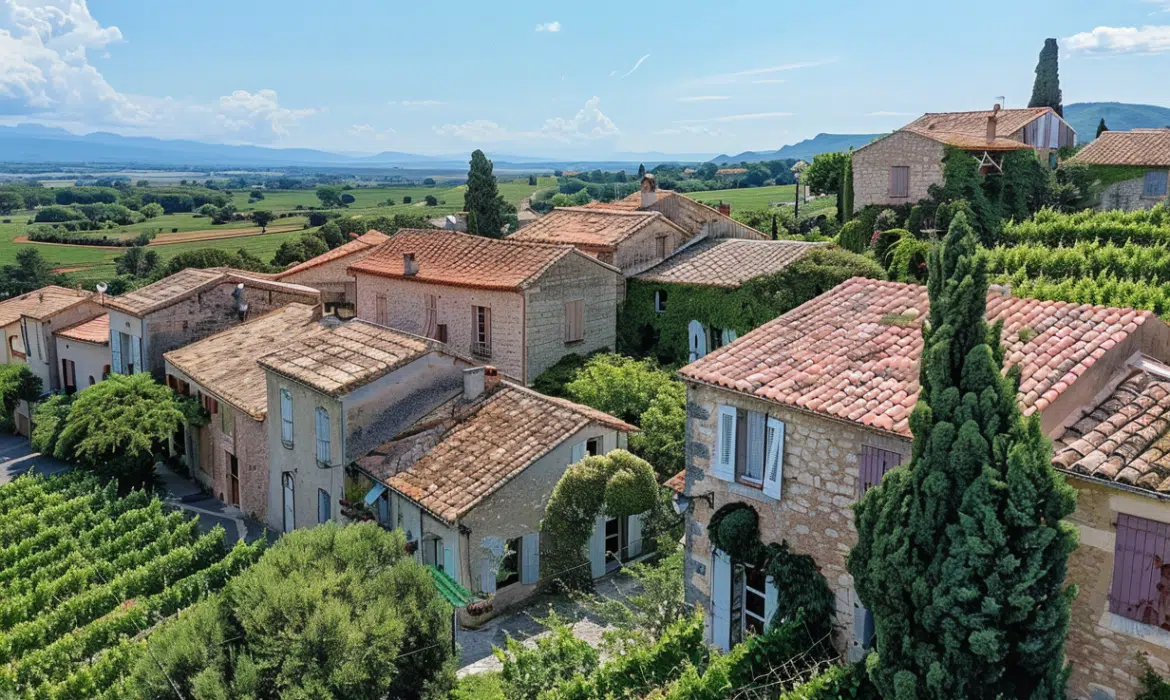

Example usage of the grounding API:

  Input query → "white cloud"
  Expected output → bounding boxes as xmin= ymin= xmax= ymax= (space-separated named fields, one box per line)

xmin=1146 ymin=0 xmax=1170 ymax=13
xmin=535 ymin=21 xmax=560 ymax=32
xmin=692 ymin=59 xmax=835 ymax=85
xmin=675 ymin=111 xmax=793 ymax=124
xmin=866 ymin=110 xmax=914 ymax=117
xmin=433 ymin=119 xmax=511 ymax=142
xmin=653 ymin=124 xmax=724 ymax=137
xmin=216 ymin=89 xmax=318 ymax=138
xmin=389 ymin=99 xmax=444 ymax=107
xmin=1064 ymin=25 xmax=1170 ymax=55
xmin=676 ymin=95 xmax=729 ymax=102
xmin=349 ymin=123 xmax=396 ymax=142
xmin=433 ymin=97 xmax=619 ymax=144
xmin=617 ymin=53 xmax=650 ymax=79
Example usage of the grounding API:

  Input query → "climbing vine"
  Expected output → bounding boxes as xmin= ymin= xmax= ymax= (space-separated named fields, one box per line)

xmin=541 ymin=450 xmax=658 ymax=590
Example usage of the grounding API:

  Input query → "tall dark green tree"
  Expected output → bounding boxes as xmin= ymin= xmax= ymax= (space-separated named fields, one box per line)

xmin=1096 ymin=118 xmax=1109 ymax=139
xmin=841 ymin=150 xmax=854 ymax=222
xmin=637 ymin=163 xmax=646 ymax=179
xmin=1027 ymin=38 xmax=1063 ymax=117
xmin=464 ymin=149 xmax=506 ymax=238
xmin=849 ymin=211 xmax=1078 ymax=700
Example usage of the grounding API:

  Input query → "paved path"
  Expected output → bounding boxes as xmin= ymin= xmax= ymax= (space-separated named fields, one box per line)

xmin=0 ymin=434 xmax=269 ymax=543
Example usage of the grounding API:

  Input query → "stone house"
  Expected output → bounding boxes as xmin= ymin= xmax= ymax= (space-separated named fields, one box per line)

xmin=676 ymin=276 xmax=1170 ymax=699
xmin=273 ymin=230 xmax=389 ymax=313
xmin=585 ymin=174 xmax=768 ymax=241
xmin=1069 ymin=129 xmax=1170 ymax=211
xmin=102 ymin=267 xmax=321 ymax=376
xmin=0 ymin=286 xmax=101 ymax=434
xmin=163 ymin=303 xmax=334 ymax=522
xmin=54 ymin=313 xmax=111 ymax=392
xmin=348 ymin=229 xmax=620 ymax=385
xmin=851 ymin=105 xmax=1076 ymax=210
xmin=507 ymin=206 xmax=691 ymax=275
xmin=630 ymin=238 xmax=827 ymax=363
xmin=353 ymin=370 xmax=637 ymax=616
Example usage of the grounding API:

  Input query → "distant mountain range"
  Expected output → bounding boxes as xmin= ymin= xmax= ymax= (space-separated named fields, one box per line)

xmin=710 ymin=133 xmax=885 ymax=164
xmin=1064 ymin=102 xmax=1170 ymax=142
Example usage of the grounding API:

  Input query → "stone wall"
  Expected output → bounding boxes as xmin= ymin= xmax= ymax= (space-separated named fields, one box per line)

xmin=645 ymin=194 xmax=766 ymax=240
xmin=278 ymin=250 xmax=376 ymax=303
xmin=614 ymin=218 xmax=689 ymax=275
xmin=851 ymin=130 xmax=946 ymax=210
xmin=1098 ymin=174 xmax=1169 ymax=212
xmin=522 ymin=253 xmax=619 ymax=383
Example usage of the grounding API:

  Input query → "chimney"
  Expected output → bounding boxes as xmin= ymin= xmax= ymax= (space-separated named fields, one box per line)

xmin=483 ymin=365 xmax=500 ymax=393
xmin=403 ymin=253 xmax=418 ymax=276
xmin=718 ymin=201 xmax=731 ymax=216
xmin=640 ymin=174 xmax=658 ymax=208
xmin=462 ymin=366 xmax=485 ymax=400
xmin=986 ymin=103 xmax=1001 ymax=142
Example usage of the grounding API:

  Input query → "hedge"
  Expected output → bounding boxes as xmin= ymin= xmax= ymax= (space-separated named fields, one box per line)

xmin=1002 ymin=204 xmax=1170 ymax=246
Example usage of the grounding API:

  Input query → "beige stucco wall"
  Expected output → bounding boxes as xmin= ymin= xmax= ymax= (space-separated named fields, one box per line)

xmin=851 ymin=130 xmax=946 ymax=210
xmin=55 ymin=336 xmax=108 ymax=390
xmin=1097 ymin=172 xmax=1170 ymax=212
xmin=22 ymin=302 xmax=104 ymax=393
xmin=613 ymin=218 xmax=689 ymax=275
xmin=522 ymin=253 xmax=619 ymax=383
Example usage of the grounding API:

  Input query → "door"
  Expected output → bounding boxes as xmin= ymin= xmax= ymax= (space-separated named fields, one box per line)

xmin=712 ymin=549 xmax=732 ymax=651
xmin=688 ymin=320 xmax=707 ymax=362
xmin=228 ymin=454 xmax=240 ymax=506
xmin=282 ymin=472 xmax=295 ymax=533
xmin=604 ymin=516 xmax=623 ymax=572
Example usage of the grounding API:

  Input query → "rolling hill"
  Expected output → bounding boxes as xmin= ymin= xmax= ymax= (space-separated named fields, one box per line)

xmin=1064 ymin=102 xmax=1170 ymax=142
xmin=711 ymin=133 xmax=884 ymax=164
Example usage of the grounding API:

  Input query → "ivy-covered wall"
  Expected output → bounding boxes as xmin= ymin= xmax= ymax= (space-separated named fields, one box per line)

xmin=617 ymin=248 xmax=885 ymax=366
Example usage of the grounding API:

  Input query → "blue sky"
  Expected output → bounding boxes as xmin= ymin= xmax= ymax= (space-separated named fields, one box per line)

xmin=2 ymin=0 xmax=1169 ymax=157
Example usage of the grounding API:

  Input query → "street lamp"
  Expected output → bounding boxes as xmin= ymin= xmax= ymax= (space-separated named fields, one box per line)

xmin=791 ymin=160 xmax=809 ymax=220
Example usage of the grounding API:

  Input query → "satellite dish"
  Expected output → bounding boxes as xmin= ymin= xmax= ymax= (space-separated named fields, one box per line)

xmin=236 ymin=283 xmax=245 ymax=290
xmin=96 ymin=282 xmax=108 ymax=294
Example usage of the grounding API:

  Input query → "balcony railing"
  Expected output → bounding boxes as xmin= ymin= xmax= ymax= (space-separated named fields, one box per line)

xmin=471 ymin=341 xmax=492 ymax=359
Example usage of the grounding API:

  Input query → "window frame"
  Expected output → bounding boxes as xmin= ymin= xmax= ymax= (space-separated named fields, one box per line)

xmin=654 ymin=290 xmax=667 ymax=314
xmin=741 ymin=564 xmax=768 ymax=636
xmin=279 ymin=388 xmax=294 ymax=449
xmin=735 ymin=409 xmax=765 ymax=487
xmin=315 ymin=406 xmax=331 ymax=466
xmin=317 ymin=488 xmax=331 ymax=524
xmin=888 ymin=165 xmax=910 ymax=198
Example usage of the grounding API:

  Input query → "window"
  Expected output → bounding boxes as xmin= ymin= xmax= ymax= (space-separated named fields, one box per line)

xmin=604 ymin=516 xmax=623 ymax=572
xmin=201 ymin=394 xmax=218 ymax=415
xmin=564 ymin=299 xmax=584 ymax=343
xmin=655 ymin=235 xmax=667 ymax=258
xmin=282 ymin=472 xmax=295 ymax=533
xmin=228 ymin=454 xmax=239 ymax=505
xmin=221 ymin=403 xmax=234 ymax=436
xmin=102 ymin=365 xmax=110 ymax=380
xmin=424 ymin=294 xmax=438 ymax=339
xmin=375 ymin=294 xmax=389 ymax=326
xmin=741 ymin=565 xmax=768 ymax=636
xmin=1110 ymin=513 xmax=1170 ymax=628
xmin=61 ymin=359 xmax=76 ymax=394
xmin=654 ymin=290 xmax=667 ymax=314
xmin=888 ymin=166 xmax=910 ymax=198
xmin=472 ymin=306 xmax=491 ymax=358
xmin=315 ymin=407 xmax=331 ymax=465
xmin=280 ymin=389 xmax=293 ymax=448
xmin=423 ymin=535 xmax=443 ymax=568
xmin=318 ymin=488 xmax=331 ymax=524
xmin=435 ymin=324 xmax=448 ymax=344
xmin=1144 ymin=170 xmax=1169 ymax=198
xmin=859 ymin=445 xmax=904 ymax=495
xmin=736 ymin=410 xmax=765 ymax=485
xmin=87 ymin=376 xmax=95 ymax=386
xmin=497 ymin=536 xmax=521 ymax=588
xmin=586 ymin=436 xmax=603 ymax=456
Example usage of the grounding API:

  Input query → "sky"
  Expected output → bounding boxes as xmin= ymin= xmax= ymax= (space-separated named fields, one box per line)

xmin=1 ymin=0 xmax=1169 ymax=158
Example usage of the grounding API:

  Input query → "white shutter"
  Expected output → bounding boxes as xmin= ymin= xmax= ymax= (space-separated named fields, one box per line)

xmin=480 ymin=554 xmax=497 ymax=594
xmin=280 ymin=389 xmax=293 ymax=445
xmin=713 ymin=406 xmax=736 ymax=482
xmin=443 ymin=544 xmax=456 ymax=582
xmin=627 ymin=513 xmax=643 ymax=558
xmin=588 ymin=515 xmax=606 ymax=579
xmin=129 ymin=336 xmax=142 ymax=374
xmin=712 ymin=549 xmax=732 ymax=651
xmin=763 ymin=417 xmax=785 ymax=499
xmin=521 ymin=532 xmax=540 ymax=585
xmin=765 ymin=575 xmax=778 ymax=630
xmin=688 ymin=320 xmax=707 ymax=362
xmin=571 ymin=440 xmax=586 ymax=464
xmin=110 ymin=330 xmax=122 ymax=374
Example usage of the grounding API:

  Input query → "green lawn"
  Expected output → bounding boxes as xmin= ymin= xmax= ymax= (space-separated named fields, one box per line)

xmin=685 ymin=185 xmax=797 ymax=210
xmin=231 ymin=177 xmax=555 ymax=213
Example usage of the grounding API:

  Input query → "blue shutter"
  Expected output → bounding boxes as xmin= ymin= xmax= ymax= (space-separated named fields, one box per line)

xmin=315 ymin=407 xmax=330 ymax=464
xmin=317 ymin=488 xmax=330 ymax=524
xmin=110 ymin=330 xmax=122 ymax=374
xmin=1145 ymin=170 xmax=1169 ymax=198
xmin=280 ymin=389 xmax=293 ymax=447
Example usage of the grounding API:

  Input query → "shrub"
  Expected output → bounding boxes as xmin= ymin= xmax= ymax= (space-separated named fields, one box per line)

xmin=402 ymin=195 xmax=412 ymax=204
xmin=0 ymin=365 xmax=42 ymax=432
xmin=33 ymin=205 xmax=84 ymax=223
xmin=837 ymin=220 xmax=867 ymax=253
xmin=30 ymin=393 xmax=73 ymax=455
xmin=565 ymin=354 xmax=677 ymax=425
xmin=495 ymin=611 xmax=598 ymax=699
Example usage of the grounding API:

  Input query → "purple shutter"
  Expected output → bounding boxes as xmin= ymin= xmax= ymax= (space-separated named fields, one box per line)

xmin=1110 ymin=514 xmax=1170 ymax=626
xmin=859 ymin=446 xmax=904 ymax=496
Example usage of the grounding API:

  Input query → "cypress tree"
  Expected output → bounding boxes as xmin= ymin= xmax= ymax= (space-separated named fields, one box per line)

xmin=841 ymin=151 xmax=854 ymax=223
xmin=849 ymin=211 xmax=1078 ymax=700
xmin=770 ymin=213 xmax=778 ymax=239
xmin=464 ymin=149 xmax=506 ymax=238
xmin=1096 ymin=118 xmax=1109 ymax=139
xmin=638 ymin=163 xmax=646 ymax=179
xmin=1027 ymin=38 xmax=1063 ymax=117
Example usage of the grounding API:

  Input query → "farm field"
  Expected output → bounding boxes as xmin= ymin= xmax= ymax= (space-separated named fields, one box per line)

xmin=0 ymin=472 xmax=265 ymax=696
xmin=685 ymin=184 xmax=797 ymax=210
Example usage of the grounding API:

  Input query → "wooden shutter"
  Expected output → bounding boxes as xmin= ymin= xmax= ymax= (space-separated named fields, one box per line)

xmin=315 ymin=407 xmax=330 ymax=464
xmin=588 ymin=515 xmax=607 ymax=579
xmin=762 ymin=417 xmax=785 ymax=499
xmin=375 ymin=294 xmax=388 ymax=326
xmin=711 ymin=549 xmax=732 ymax=651
xmin=110 ymin=329 xmax=122 ymax=374
xmin=564 ymin=299 xmax=584 ymax=342
xmin=713 ymin=405 xmax=737 ymax=481
xmin=282 ymin=472 xmax=294 ymax=533
xmin=889 ymin=167 xmax=910 ymax=197
xmin=480 ymin=554 xmax=498 ymax=594
xmin=859 ymin=445 xmax=904 ymax=495
xmin=280 ymin=389 xmax=293 ymax=446
xmin=483 ymin=306 xmax=491 ymax=345
xmin=571 ymin=440 xmax=586 ymax=464
xmin=443 ymin=543 xmax=456 ymax=580
xmin=521 ymin=532 xmax=540 ymax=584
xmin=424 ymin=294 xmax=438 ymax=339
xmin=688 ymin=320 xmax=707 ymax=362
xmin=1110 ymin=513 xmax=1170 ymax=623
xmin=627 ymin=513 xmax=643 ymax=558
xmin=745 ymin=411 xmax=766 ymax=482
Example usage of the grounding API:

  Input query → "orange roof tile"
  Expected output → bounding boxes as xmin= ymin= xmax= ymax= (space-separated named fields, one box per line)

xmin=1070 ymin=129 xmax=1170 ymax=167
xmin=1053 ymin=369 xmax=1170 ymax=494
xmin=680 ymin=277 xmax=1150 ymax=436
xmin=257 ymin=319 xmax=437 ymax=396
xmin=165 ymin=304 xmax=330 ymax=418
xmin=508 ymin=208 xmax=687 ymax=250
xmin=901 ymin=128 xmax=1034 ymax=152
xmin=665 ymin=470 xmax=686 ymax=494
xmin=635 ymin=239 xmax=826 ymax=288
xmin=55 ymin=313 xmax=109 ymax=345
xmin=275 ymin=230 xmax=390 ymax=278
xmin=0 ymin=286 xmax=93 ymax=328
xmin=367 ymin=384 xmax=635 ymax=523
xmin=349 ymin=229 xmax=612 ymax=291
xmin=903 ymin=107 xmax=1056 ymax=139
xmin=105 ymin=268 xmax=319 ymax=317
xmin=583 ymin=190 xmax=675 ymax=211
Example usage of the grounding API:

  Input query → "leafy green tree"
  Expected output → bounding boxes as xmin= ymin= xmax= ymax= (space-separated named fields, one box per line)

xmin=114 ymin=246 xmax=161 ymax=278
xmin=140 ymin=202 xmax=164 ymax=219
xmin=54 ymin=373 xmax=183 ymax=484
xmin=495 ymin=611 xmax=599 ymax=700
xmin=425 ymin=194 xmax=438 ymax=206
xmin=316 ymin=185 xmax=344 ymax=208
xmin=160 ymin=248 xmax=273 ymax=276
xmin=565 ymin=354 xmax=677 ymax=426
xmin=423 ymin=177 xmax=437 ymax=186
xmin=319 ymin=221 xmax=345 ymax=249
xmin=628 ymin=382 xmax=685 ymax=481
xmin=1028 ymin=38 xmax=1063 ymax=116
xmin=841 ymin=150 xmax=854 ymax=222
xmin=126 ymin=523 xmax=456 ymax=699
xmin=803 ymin=152 xmax=847 ymax=196
xmin=1096 ymin=118 xmax=1109 ymax=139
xmin=637 ymin=163 xmax=646 ymax=179
xmin=250 ymin=209 xmax=274 ymax=232
xmin=30 ymin=393 xmax=72 ymax=455
xmin=0 ymin=248 xmax=62 ymax=297
xmin=0 ymin=365 xmax=42 ymax=433
xmin=0 ymin=190 xmax=24 ymax=214
xmin=528 ymin=174 xmax=538 ymax=186
xmin=465 ymin=150 xmax=507 ymax=237
xmin=848 ymin=211 xmax=1078 ymax=700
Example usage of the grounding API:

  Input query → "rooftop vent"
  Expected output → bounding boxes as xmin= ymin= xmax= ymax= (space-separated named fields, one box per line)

xmin=640 ymin=174 xmax=658 ymax=208
xmin=403 ymin=253 xmax=419 ymax=276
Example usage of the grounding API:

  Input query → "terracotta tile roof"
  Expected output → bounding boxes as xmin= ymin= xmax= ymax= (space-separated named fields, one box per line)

xmin=1053 ymin=369 xmax=1170 ymax=494
xmin=680 ymin=277 xmax=1150 ymax=436
xmin=1069 ymin=129 xmax=1170 ymax=167
xmin=55 ymin=313 xmax=109 ymax=345
xmin=716 ymin=168 xmax=748 ymax=175
xmin=367 ymin=384 xmax=636 ymax=523
xmin=104 ymin=268 xmax=319 ymax=317
xmin=904 ymin=107 xmax=1055 ymax=139
xmin=348 ymin=229 xmax=607 ymax=291
xmin=585 ymin=190 xmax=768 ymax=240
xmin=902 ymin=128 xmax=1034 ymax=152
xmin=635 ymin=239 xmax=826 ymax=288
xmin=0 ymin=286 xmax=93 ymax=328
xmin=583 ymin=190 xmax=675 ymax=211
xmin=507 ymin=208 xmax=687 ymax=250
xmin=665 ymin=470 xmax=686 ymax=494
xmin=275 ymin=230 xmax=390 ymax=278
xmin=165 ymin=304 xmax=330 ymax=418
xmin=257 ymin=319 xmax=436 ymax=397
